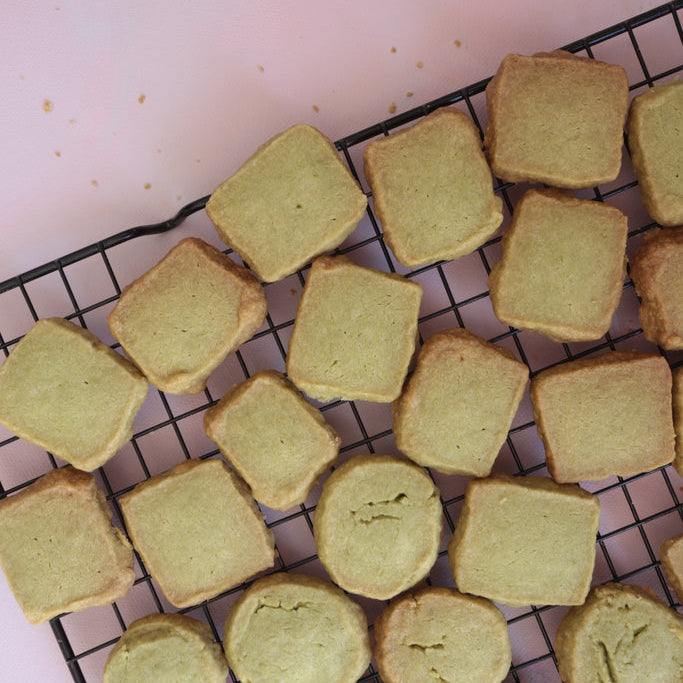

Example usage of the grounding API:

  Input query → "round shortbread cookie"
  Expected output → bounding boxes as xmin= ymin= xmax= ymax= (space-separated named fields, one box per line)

xmin=223 ymin=572 xmax=371 ymax=683
xmin=374 ymin=586 xmax=511 ymax=683
xmin=313 ymin=454 xmax=443 ymax=600
xmin=103 ymin=612 xmax=228 ymax=682
xmin=554 ymin=582 xmax=683 ymax=682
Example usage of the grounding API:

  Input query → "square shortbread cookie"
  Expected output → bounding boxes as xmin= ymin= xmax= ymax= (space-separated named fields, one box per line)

xmin=363 ymin=107 xmax=503 ymax=267
xmin=286 ymin=255 xmax=422 ymax=403
xmin=0 ymin=467 xmax=135 ymax=624
xmin=204 ymin=370 xmax=340 ymax=510
xmin=448 ymin=474 xmax=600 ymax=607
xmin=484 ymin=50 xmax=628 ymax=189
xmin=626 ymin=79 xmax=683 ymax=227
xmin=393 ymin=328 xmax=528 ymax=477
xmin=108 ymin=237 xmax=266 ymax=395
xmin=629 ymin=227 xmax=683 ymax=350
xmin=531 ymin=351 xmax=675 ymax=483
xmin=0 ymin=317 xmax=148 ymax=471
xmin=488 ymin=188 xmax=628 ymax=342
xmin=206 ymin=124 xmax=367 ymax=282
xmin=119 ymin=459 xmax=275 ymax=608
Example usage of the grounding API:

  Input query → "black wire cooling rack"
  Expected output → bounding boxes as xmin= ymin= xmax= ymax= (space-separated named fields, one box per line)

xmin=1 ymin=3 xmax=682 ymax=682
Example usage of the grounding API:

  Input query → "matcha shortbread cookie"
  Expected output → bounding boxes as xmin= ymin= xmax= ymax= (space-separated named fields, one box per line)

xmin=120 ymin=459 xmax=275 ymax=608
xmin=554 ymin=582 xmax=683 ymax=682
xmin=286 ymin=255 xmax=422 ymax=403
xmin=204 ymin=370 xmax=340 ymax=510
xmin=104 ymin=612 xmax=228 ymax=683
xmin=109 ymin=237 xmax=267 ymax=394
xmin=374 ymin=585 xmax=511 ymax=683
xmin=393 ymin=328 xmax=528 ymax=477
xmin=0 ymin=467 xmax=135 ymax=624
xmin=206 ymin=124 xmax=367 ymax=282
xmin=0 ymin=317 xmax=148 ymax=471
xmin=223 ymin=572 xmax=371 ymax=683
xmin=449 ymin=474 xmax=600 ymax=607
xmin=313 ymin=454 xmax=443 ymax=600
xmin=363 ymin=107 xmax=503 ymax=267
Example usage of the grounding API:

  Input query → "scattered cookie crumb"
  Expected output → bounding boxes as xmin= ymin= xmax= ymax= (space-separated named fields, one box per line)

xmin=69 ymin=118 xmax=76 ymax=124
xmin=156 ymin=148 xmax=161 ymax=153
xmin=312 ymin=104 xmax=319 ymax=113
xmin=416 ymin=61 xmax=423 ymax=68
xmin=138 ymin=94 xmax=146 ymax=104
xmin=406 ymin=92 xmax=414 ymax=97
xmin=43 ymin=100 xmax=53 ymax=113
xmin=54 ymin=151 xmax=61 ymax=157
xmin=388 ymin=102 xmax=397 ymax=114
xmin=176 ymin=195 xmax=181 ymax=200
xmin=195 ymin=158 xmax=201 ymax=163
xmin=454 ymin=39 xmax=462 ymax=47
xmin=258 ymin=65 xmax=264 ymax=72
xmin=391 ymin=46 xmax=396 ymax=53
xmin=144 ymin=182 xmax=151 ymax=190
xmin=290 ymin=289 xmax=297 ymax=296
xmin=91 ymin=180 xmax=98 ymax=187
xmin=19 ymin=75 xmax=24 ymax=80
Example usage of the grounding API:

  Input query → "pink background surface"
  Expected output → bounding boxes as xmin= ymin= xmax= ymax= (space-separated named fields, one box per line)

xmin=0 ymin=1 xmax=675 ymax=681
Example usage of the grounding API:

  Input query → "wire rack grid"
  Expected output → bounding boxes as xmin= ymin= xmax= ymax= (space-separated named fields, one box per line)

xmin=0 ymin=2 xmax=682 ymax=682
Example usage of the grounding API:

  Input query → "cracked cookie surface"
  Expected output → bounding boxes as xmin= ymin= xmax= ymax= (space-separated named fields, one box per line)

xmin=223 ymin=572 xmax=371 ymax=683
xmin=313 ymin=454 xmax=443 ymax=600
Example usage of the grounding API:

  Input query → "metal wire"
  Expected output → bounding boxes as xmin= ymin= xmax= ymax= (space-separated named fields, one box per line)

xmin=0 ymin=2 xmax=682 ymax=681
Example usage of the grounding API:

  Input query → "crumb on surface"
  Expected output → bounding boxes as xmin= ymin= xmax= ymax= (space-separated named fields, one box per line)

xmin=312 ymin=104 xmax=319 ymax=112
xmin=91 ymin=180 xmax=98 ymax=187
xmin=258 ymin=65 xmax=264 ymax=72
xmin=69 ymin=118 xmax=76 ymax=124
xmin=138 ymin=94 xmax=146 ymax=104
xmin=416 ymin=61 xmax=423 ymax=68
xmin=290 ymin=289 xmax=297 ymax=296
xmin=391 ymin=46 xmax=396 ymax=53
xmin=43 ymin=99 xmax=53 ymax=113
xmin=55 ymin=151 xmax=61 ymax=157
xmin=406 ymin=92 xmax=414 ymax=97
xmin=388 ymin=102 xmax=397 ymax=114
xmin=144 ymin=182 xmax=151 ymax=190
xmin=454 ymin=39 xmax=461 ymax=47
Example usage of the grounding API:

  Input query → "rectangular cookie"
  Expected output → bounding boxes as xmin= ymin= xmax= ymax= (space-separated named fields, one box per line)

xmin=0 ymin=467 xmax=135 ymax=623
xmin=488 ymin=188 xmax=627 ymax=342
xmin=363 ymin=107 xmax=502 ymax=267
xmin=530 ymin=351 xmax=675 ymax=482
xmin=0 ymin=317 xmax=148 ymax=471
xmin=119 ymin=458 xmax=275 ymax=608
xmin=484 ymin=50 xmax=628 ymax=188
xmin=448 ymin=474 xmax=600 ymax=606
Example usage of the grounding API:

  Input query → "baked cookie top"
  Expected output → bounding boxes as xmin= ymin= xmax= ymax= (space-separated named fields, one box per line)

xmin=363 ymin=107 xmax=502 ymax=267
xmin=104 ymin=612 xmax=228 ymax=683
xmin=554 ymin=582 xmax=683 ymax=683
xmin=0 ymin=467 xmax=134 ymax=624
xmin=484 ymin=50 xmax=628 ymax=188
xmin=374 ymin=585 xmax=511 ymax=683
xmin=286 ymin=255 xmax=422 ymax=402
xmin=531 ymin=351 xmax=675 ymax=483
xmin=108 ymin=237 xmax=266 ymax=394
xmin=448 ymin=474 xmax=600 ymax=607
xmin=204 ymin=369 xmax=340 ymax=510
xmin=0 ymin=317 xmax=148 ymax=471
xmin=206 ymin=123 xmax=367 ymax=282
xmin=313 ymin=454 xmax=443 ymax=600
xmin=393 ymin=327 xmax=528 ymax=477
xmin=223 ymin=572 xmax=371 ymax=683
xmin=488 ymin=188 xmax=628 ymax=342
xmin=630 ymin=226 xmax=683 ymax=350
xmin=626 ymin=79 xmax=683 ymax=227
xmin=119 ymin=458 xmax=275 ymax=608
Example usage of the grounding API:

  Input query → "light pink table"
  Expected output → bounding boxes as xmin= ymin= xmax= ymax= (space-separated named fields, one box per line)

xmin=0 ymin=1 xmax=678 ymax=681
